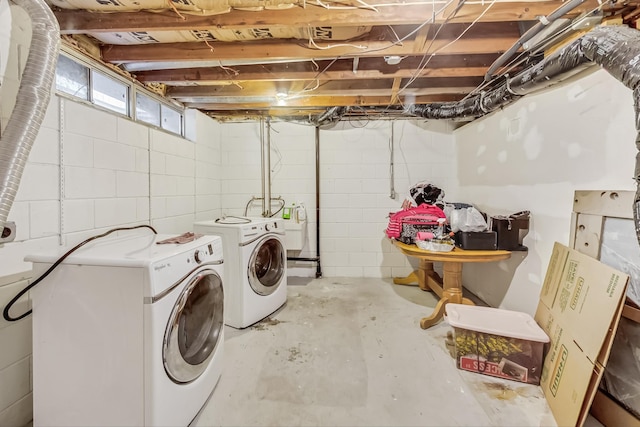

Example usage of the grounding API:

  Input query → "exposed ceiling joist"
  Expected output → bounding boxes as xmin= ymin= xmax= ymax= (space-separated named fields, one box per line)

xmin=102 ymin=23 xmax=522 ymax=63
xmin=54 ymin=0 xmax=601 ymax=34
xmin=49 ymin=0 xmax=632 ymax=122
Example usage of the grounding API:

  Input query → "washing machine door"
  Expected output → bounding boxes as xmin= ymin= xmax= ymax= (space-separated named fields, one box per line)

xmin=248 ymin=235 xmax=285 ymax=296
xmin=163 ymin=269 xmax=223 ymax=384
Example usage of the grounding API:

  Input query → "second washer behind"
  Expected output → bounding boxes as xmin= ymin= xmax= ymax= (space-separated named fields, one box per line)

xmin=194 ymin=216 xmax=287 ymax=329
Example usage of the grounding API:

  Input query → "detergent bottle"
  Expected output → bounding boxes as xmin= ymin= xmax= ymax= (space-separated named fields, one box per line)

xmin=294 ymin=203 xmax=307 ymax=223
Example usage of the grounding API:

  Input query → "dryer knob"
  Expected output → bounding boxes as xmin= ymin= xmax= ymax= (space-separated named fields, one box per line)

xmin=265 ymin=224 xmax=271 ymax=231
xmin=194 ymin=249 xmax=202 ymax=264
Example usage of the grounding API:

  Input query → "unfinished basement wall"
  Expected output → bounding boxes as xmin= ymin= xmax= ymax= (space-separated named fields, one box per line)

xmin=0 ymin=97 xmax=221 ymax=426
xmin=219 ymin=120 xmax=457 ymax=278
xmin=0 ymin=6 xmax=221 ymax=418
xmin=454 ymin=68 xmax=637 ymax=316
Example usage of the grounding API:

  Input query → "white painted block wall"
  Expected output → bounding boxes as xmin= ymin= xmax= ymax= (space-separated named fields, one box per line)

xmin=218 ymin=120 xmax=457 ymax=278
xmin=454 ymin=69 xmax=638 ymax=315
xmin=0 ymin=98 xmax=221 ymax=426
xmin=1 ymin=2 xmax=638 ymax=423
xmin=0 ymin=6 xmax=221 ymax=423
xmin=0 ymin=98 xmax=221 ymax=425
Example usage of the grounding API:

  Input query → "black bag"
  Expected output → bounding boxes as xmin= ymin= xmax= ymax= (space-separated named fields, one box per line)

xmin=409 ymin=182 xmax=444 ymax=207
xmin=490 ymin=211 xmax=530 ymax=250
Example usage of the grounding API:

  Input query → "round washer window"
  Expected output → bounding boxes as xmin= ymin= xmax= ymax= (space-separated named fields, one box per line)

xmin=164 ymin=270 xmax=223 ymax=384
xmin=248 ymin=236 xmax=285 ymax=296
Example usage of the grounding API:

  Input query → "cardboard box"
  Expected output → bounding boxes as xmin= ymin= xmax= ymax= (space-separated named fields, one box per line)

xmin=447 ymin=304 xmax=549 ymax=384
xmin=535 ymin=242 xmax=629 ymax=427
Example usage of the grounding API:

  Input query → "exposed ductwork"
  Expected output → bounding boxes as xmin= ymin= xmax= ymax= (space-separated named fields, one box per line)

xmin=483 ymin=0 xmax=589 ymax=82
xmin=0 ymin=0 xmax=60 ymax=230
xmin=316 ymin=25 xmax=640 ymax=241
xmin=417 ymin=25 xmax=640 ymax=243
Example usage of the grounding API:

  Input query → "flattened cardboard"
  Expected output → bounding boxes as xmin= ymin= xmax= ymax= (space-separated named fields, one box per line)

xmin=535 ymin=242 xmax=628 ymax=427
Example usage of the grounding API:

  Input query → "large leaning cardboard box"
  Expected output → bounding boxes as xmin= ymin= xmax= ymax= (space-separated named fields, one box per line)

xmin=535 ymin=242 xmax=629 ymax=427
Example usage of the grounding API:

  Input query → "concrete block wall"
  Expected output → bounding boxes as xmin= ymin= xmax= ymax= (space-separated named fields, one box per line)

xmin=0 ymin=95 xmax=221 ymax=425
xmin=218 ymin=120 xmax=458 ymax=278
xmin=218 ymin=121 xmax=320 ymax=275
xmin=320 ymin=121 xmax=457 ymax=278
xmin=193 ymin=111 xmax=222 ymax=222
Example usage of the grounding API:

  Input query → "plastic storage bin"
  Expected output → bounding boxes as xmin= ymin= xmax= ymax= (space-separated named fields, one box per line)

xmin=446 ymin=303 xmax=549 ymax=385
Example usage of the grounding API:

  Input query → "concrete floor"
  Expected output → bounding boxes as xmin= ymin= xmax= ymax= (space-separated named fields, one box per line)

xmin=193 ymin=277 xmax=562 ymax=427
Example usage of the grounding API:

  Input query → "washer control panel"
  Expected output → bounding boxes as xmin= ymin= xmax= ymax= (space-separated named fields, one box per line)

xmin=240 ymin=219 xmax=284 ymax=240
xmin=148 ymin=235 xmax=224 ymax=297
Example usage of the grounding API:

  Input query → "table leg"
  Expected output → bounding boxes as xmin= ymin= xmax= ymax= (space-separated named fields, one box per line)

xmin=420 ymin=297 xmax=448 ymax=329
xmin=442 ymin=262 xmax=464 ymax=304
xmin=420 ymin=261 xmax=473 ymax=329
xmin=393 ymin=270 xmax=419 ymax=286
xmin=393 ymin=260 xmax=440 ymax=292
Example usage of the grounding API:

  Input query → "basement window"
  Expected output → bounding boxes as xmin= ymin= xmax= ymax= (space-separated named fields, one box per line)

xmin=55 ymin=54 xmax=89 ymax=100
xmin=136 ymin=92 xmax=183 ymax=135
xmin=136 ymin=92 xmax=161 ymax=127
xmin=92 ymin=70 xmax=129 ymax=116
xmin=161 ymin=104 xmax=183 ymax=135
xmin=54 ymin=50 xmax=185 ymax=137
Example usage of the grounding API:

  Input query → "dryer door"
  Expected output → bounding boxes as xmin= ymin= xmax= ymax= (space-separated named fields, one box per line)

xmin=248 ymin=235 xmax=285 ymax=296
xmin=164 ymin=269 xmax=224 ymax=384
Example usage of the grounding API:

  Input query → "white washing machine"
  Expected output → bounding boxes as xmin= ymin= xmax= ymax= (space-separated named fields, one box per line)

xmin=26 ymin=231 xmax=225 ymax=427
xmin=194 ymin=216 xmax=287 ymax=329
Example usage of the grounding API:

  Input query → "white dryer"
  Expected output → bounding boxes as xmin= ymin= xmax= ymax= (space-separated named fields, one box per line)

xmin=26 ymin=231 xmax=225 ymax=427
xmin=194 ymin=216 xmax=287 ymax=329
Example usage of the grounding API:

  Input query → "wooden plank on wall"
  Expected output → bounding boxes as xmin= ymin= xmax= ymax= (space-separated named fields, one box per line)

xmin=573 ymin=191 xmax=634 ymax=219
xmin=572 ymin=190 xmax=640 ymax=426
xmin=573 ymin=213 xmax=604 ymax=259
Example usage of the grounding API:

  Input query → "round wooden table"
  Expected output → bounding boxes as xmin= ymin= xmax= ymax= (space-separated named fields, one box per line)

xmin=392 ymin=240 xmax=511 ymax=329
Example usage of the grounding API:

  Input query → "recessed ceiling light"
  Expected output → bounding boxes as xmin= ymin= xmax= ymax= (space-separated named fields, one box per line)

xmin=276 ymin=92 xmax=288 ymax=106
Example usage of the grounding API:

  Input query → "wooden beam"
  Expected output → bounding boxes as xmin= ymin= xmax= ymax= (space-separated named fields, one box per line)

xmin=132 ymin=53 xmax=505 ymax=81
xmin=166 ymin=78 xmax=479 ymax=98
xmin=55 ymin=1 xmax=601 ymax=34
xmin=390 ymin=77 xmax=402 ymax=104
xmin=135 ymin=65 xmax=491 ymax=83
xmin=182 ymin=93 xmax=464 ymax=109
xmin=412 ymin=25 xmax=431 ymax=54
xmin=102 ymin=35 xmax=518 ymax=63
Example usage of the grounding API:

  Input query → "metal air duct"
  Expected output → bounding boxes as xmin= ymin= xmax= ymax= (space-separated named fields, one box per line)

xmin=415 ymin=25 xmax=640 ymax=243
xmin=0 ymin=0 xmax=59 ymax=233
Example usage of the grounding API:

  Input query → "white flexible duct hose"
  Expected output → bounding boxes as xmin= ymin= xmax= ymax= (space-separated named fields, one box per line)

xmin=0 ymin=0 xmax=59 ymax=228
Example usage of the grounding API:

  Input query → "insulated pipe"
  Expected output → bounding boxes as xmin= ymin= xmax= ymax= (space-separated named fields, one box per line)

xmin=318 ymin=26 xmax=640 ymax=243
xmin=483 ymin=0 xmax=587 ymax=82
xmin=316 ymin=106 xmax=347 ymax=126
xmin=415 ymin=25 xmax=640 ymax=243
xmin=571 ymin=26 xmax=640 ymax=243
xmin=408 ymin=28 xmax=595 ymax=121
xmin=0 ymin=0 xmax=59 ymax=228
